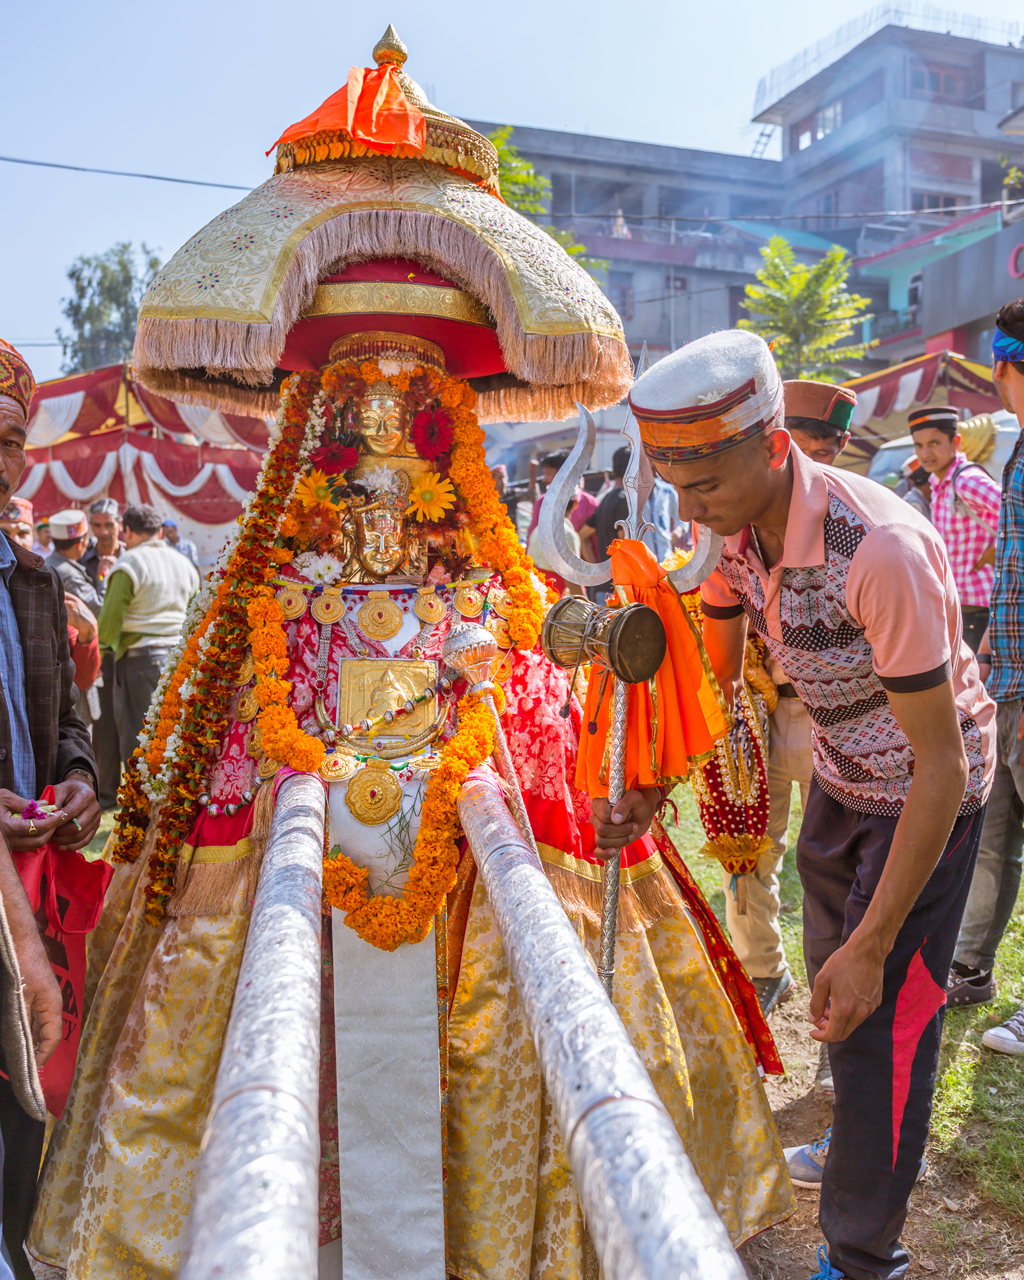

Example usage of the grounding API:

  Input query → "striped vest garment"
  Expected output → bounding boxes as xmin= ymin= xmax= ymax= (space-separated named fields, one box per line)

xmin=718 ymin=489 xmax=987 ymax=817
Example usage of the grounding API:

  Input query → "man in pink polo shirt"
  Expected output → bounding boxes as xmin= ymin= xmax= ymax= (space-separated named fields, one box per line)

xmin=629 ymin=330 xmax=995 ymax=1280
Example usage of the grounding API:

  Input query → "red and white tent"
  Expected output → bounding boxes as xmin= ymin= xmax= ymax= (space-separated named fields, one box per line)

xmin=18 ymin=364 xmax=269 ymax=564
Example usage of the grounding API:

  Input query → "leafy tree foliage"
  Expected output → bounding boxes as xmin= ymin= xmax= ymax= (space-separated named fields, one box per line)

xmin=739 ymin=235 xmax=873 ymax=380
xmin=488 ymin=127 xmax=608 ymax=280
xmin=57 ymin=241 xmax=161 ymax=373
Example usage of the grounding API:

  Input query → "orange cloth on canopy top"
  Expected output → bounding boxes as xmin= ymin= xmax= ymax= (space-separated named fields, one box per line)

xmin=575 ymin=538 xmax=728 ymax=797
xmin=267 ymin=65 xmax=426 ymax=156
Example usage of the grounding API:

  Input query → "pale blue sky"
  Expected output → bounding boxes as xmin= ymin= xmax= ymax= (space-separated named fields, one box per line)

xmin=2 ymin=0 xmax=1017 ymax=381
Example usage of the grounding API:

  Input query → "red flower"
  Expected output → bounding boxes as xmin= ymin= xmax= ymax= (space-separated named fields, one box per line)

xmin=309 ymin=443 xmax=359 ymax=475
xmin=410 ymin=407 xmax=454 ymax=461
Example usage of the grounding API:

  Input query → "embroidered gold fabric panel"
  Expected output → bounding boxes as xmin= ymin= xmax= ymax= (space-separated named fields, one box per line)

xmin=446 ymin=879 xmax=794 ymax=1280
xmin=338 ymin=658 xmax=437 ymax=738
xmin=137 ymin=159 xmax=624 ymax=340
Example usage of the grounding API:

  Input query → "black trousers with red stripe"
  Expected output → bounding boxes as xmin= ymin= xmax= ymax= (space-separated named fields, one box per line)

xmin=797 ymin=783 xmax=984 ymax=1280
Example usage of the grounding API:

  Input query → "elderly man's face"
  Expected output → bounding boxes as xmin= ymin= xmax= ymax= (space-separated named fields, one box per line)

xmin=654 ymin=428 xmax=791 ymax=537
xmin=0 ymin=395 xmax=28 ymax=506
xmin=0 ymin=520 xmax=33 ymax=551
xmin=90 ymin=509 xmax=121 ymax=550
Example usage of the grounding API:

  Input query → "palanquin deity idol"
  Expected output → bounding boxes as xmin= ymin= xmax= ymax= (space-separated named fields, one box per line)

xmin=28 ymin=28 xmax=794 ymax=1280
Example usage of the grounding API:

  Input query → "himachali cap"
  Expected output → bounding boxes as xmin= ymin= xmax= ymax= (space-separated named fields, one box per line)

xmin=1 ymin=497 xmax=33 ymax=525
xmin=49 ymin=509 xmax=89 ymax=540
xmin=783 ymin=379 xmax=857 ymax=430
xmin=628 ymin=330 xmax=784 ymax=465
xmin=0 ymin=339 xmax=36 ymax=417
xmin=907 ymin=405 xmax=959 ymax=433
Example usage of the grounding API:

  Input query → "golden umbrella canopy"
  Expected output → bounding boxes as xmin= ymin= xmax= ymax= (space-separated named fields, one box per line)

xmin=134 ymin=26 xmax=631 ymax=423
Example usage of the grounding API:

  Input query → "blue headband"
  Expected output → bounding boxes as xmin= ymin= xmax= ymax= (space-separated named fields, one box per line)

xmin=993 ymin=327 xmax=1024 ymax=364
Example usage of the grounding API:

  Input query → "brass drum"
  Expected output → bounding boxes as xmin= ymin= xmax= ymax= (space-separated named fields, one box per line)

xmin=541 ymin=596 xmax=666 ymax=685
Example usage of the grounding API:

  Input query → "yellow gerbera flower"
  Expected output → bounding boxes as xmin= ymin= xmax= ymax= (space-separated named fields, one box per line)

xmin=294 ymin=469 xmax=338 ymax=511
xmin=407 ymin=472 xmax=456 ymax=523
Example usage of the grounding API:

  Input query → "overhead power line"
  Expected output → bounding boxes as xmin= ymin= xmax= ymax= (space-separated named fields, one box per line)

xmin=0 ymin=154 xmax=254 ymax=191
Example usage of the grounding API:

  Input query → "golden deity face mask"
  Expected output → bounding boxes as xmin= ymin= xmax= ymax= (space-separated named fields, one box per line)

xmin=355 ymin=382 xmax=411 ymax=456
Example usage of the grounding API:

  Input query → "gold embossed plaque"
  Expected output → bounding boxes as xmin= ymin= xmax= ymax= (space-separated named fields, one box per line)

xmin=338 ymin=659 xmax=437 ymax=740
xmin=357 ymin=592 xmax=404 ymax=640
xmin=345 ymin=758 xmax=403 ymax=825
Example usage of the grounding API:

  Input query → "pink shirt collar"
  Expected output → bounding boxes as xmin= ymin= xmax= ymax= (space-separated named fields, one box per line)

xmin=728 ymin=442 xmax=829 ymax=573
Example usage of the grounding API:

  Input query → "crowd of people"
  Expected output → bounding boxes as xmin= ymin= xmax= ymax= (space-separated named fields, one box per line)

xmin=0 ymin=294 xmax=1022 ymax=1279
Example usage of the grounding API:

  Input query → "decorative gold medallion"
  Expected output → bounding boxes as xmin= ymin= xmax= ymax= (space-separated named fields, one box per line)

xmin=489 ymin=586 xmax=511 ymax=619
xmin=486 ymin=615 xmax=513 ymax=650
xmin=236 ymin=650 xmax=256 ymax=685
xmin=408 ymin=753 xmax=443 ymax=774
xmin=235 ymin=688 xmax=259 ymax=723
xmin=454 ymin=584 xmax=485 ymax=618
xmin=258 ymin=755 xmax=281 ymax=781
xmin=277 ymin=587 xmax=308 ymax=621
xmin=344 ymin=758 xmax=403 ymax=825
xmin=357 ymin=591 xmax=403 ymax=640
xmin=491 ymin=654 xmax=512 ymax=685
xmin=246 ymin=725 xmax=263 ymax=758
xmin=312 ymin=587 xmax=346 ymax=625
xmin=318 ymin=750 xmax=358 ymax=783
xmin=413 ymin=589 xmax=446 ymax=625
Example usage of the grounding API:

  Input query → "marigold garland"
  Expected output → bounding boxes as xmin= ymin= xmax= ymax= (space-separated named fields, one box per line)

xmin=322 ymin=694 xmax=495 ymax=950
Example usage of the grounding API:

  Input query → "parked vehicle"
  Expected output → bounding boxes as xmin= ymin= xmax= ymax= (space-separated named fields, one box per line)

xmin=867 ymin=411 xmax=1020 ymax=488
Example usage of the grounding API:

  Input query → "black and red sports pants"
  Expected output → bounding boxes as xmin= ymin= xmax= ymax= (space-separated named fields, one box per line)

xmin=797 ymin=782 xmax=984 ymax=1280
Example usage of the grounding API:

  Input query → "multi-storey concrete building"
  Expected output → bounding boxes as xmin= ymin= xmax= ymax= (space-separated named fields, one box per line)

xmin=475 ymin=9 xmax=1024 ymax=477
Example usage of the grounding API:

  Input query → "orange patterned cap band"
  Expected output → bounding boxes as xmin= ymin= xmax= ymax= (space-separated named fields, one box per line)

xmin=629 ymin=376 xmax=784 ymax=464
xmin=0 ymin=339 xmax=35 ymax=418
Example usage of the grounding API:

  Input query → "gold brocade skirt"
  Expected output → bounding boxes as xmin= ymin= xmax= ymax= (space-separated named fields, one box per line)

xmin=29 ymin=857 xmax=793 ymax=1280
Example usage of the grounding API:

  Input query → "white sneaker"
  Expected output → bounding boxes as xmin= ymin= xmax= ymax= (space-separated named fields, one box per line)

xmin=981 ymin=1004 xmax=1024 ymax=1056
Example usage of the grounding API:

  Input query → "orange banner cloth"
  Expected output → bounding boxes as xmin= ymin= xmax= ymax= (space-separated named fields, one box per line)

xmin=576 ymin=538 xmax=728 ymax=797
xmin=267 ymin=65 xmax=426 ymax=155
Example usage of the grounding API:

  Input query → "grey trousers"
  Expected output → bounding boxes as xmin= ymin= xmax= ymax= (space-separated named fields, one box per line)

xmin=114 ymin=647 xmax=172 ymax=765
xmin=93 ymin=649 xmax=122 ymax=808
xmin=953 ymin=698 xmax=1024 ymax=973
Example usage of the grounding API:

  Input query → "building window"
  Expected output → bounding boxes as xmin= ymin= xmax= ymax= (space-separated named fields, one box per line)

xmin=665 ymin=273 xmax=688 ymax=294
xmin=911 ymin=191 xmax=960 ymax=215
xmin=729 ymin=285 xmax=747 ymax=328
xmin=607 ymin=271 xmax=635 ymax=321
xmin=798 ymin=129 xmax=812 ymax=150
xmin=909 ymin=62 xmax=968 ymax=102
xmin=815 ymin=99 xmax=842 ymax=140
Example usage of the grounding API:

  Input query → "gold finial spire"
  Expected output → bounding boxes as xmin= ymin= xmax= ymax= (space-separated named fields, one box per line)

xmin=373 ymin=24 xmax=408 ymax=66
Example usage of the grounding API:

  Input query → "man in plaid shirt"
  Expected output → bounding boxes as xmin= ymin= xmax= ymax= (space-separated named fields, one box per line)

xmin=946 ymin=300 xmax=1024 ymax=1058
xmin=910 ymin=404 xmax=1000 ymax=653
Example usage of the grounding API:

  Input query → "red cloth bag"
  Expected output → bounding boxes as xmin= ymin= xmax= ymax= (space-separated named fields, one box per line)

xmin=8 ymin=786 xmax=112 ymax=1116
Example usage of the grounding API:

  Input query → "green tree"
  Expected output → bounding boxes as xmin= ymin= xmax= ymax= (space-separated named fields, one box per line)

xmin=739 ymin=235 xmax=873 ymax=380
xmin=488 ymin=127 xmax=608 ymax=280
xmin=57 ymin=241 xmax=161 ymax=373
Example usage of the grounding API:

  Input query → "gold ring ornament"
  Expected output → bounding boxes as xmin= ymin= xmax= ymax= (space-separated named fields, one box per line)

xmin=258 ymin=756 xmax=282 ymax=781
xmin=277 ymin=587 xmax=309 ymax=621
xmin=312 ymin=587 xmax=347 ymax=625
xmin=318 ymin=750 xmax=359 ymax=783
xmin=235 ymin=688 xmax=259 ymax=723
xmin=28 ymin=820 xmax=37 ymax=837
xmin=357 ymin=591 xmax=404 ymax=640
xmin=236 ymin=651 xmax=256 ymax=685
xmin=453 ymin=584 xmax=485 ymax=618
xmin=345 ymin=757 xmax=404 ymax=825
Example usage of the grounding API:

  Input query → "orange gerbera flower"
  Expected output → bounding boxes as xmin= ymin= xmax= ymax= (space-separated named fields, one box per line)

xmin=295 ymin=469 xmax=339 ymax=511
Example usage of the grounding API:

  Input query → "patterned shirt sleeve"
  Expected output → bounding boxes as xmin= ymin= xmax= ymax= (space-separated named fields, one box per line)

xmin=955 ymin=467 xmax=1001 ymax=535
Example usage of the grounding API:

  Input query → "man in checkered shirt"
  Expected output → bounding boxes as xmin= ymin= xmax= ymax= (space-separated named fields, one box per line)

xmin=909 ymin=404 xmax=1000 ymax=654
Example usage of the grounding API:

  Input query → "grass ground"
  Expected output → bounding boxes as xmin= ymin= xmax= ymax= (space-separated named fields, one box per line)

xmin=664 ymin=783 xmax=1024 ymax=1278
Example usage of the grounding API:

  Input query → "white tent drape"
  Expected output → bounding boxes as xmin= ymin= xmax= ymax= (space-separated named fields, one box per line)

xmin=48 ymin=454 xmax=120 ymax=503
xmin=26 ymin=391 xmax=86 ymax=448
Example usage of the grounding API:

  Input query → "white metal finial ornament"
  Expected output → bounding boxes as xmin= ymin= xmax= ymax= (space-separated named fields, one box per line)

xmin=442 ymin=622 xmax=538 ymax=854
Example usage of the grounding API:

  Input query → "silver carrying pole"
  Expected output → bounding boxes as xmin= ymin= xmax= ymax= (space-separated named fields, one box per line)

xmin=177 ymin=773 xmax=327 ymax=1280
xmin=458 ymin=776 xmax=747 ymax=1280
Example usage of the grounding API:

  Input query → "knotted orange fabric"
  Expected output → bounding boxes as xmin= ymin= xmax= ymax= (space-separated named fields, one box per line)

xmin=575 ymin=538 xmax=728 ymax=797
xmin=267 ymin=65 xmax=426 ymax=156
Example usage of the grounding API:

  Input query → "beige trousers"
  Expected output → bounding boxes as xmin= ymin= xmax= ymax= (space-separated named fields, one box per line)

xmin=723 ymin=695 xmax=813 ymax=979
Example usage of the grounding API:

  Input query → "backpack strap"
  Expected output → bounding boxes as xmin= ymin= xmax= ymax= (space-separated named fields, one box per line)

xmin=951 ymin=462 xmax=997 ymax=533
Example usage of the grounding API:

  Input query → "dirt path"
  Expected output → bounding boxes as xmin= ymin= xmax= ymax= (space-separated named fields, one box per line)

xmin=740 ymin=984 xmax=1024 ymax=1279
